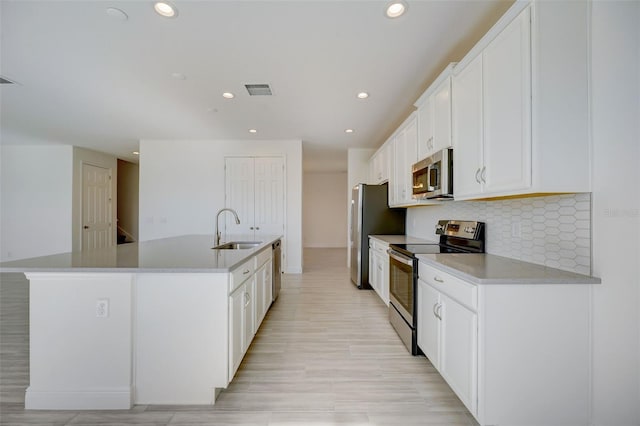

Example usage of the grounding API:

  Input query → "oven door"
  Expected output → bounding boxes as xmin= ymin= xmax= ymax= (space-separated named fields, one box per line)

xmin=388 ymin=249 xmax=415 ymax=325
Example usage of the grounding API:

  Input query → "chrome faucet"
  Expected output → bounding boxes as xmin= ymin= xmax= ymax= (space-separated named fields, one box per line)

xmin=215 ymin=208 xmax=240 ymax=246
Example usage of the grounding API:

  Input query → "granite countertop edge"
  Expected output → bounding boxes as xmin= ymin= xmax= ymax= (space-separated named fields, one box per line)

xmin=416 ymin=253 xmax=602 ymax=285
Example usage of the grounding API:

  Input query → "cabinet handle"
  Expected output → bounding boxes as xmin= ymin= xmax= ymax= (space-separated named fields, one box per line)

xmin=250 ymin=226 xmax=254 ymax=230
xmin=475 ymin=168 xmax=481 ymax=184
xmin=433 ymin=276 xmax=444 ymax=283
xmin=433 ymin=303 xmax=439 ymax=319
xmin=255 ymin=227 xmax=260 ymax=230
xmin=436 ymin=303 xmax=443 ymax=320
xmin=243 ymin=269 xmax=250 ymax=275
xmin=244 ymin=292 xmax=251 ymax=307
xmin=481 ymin=166 xmax=487 ymax=183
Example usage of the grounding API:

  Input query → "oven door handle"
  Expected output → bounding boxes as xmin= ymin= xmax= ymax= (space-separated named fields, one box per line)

xmin=387 ymin=250 xmax=413 ymax=266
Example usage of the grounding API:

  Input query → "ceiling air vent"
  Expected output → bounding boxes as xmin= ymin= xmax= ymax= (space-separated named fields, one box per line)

xmin=245 ymin=84 xmax=272 ymax=96
xmin=0 ymin=76 xmax=17 ymax=85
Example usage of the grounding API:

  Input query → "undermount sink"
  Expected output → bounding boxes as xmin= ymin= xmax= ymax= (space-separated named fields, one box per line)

xmin=213 ymin=241 xmax=262 ymax=250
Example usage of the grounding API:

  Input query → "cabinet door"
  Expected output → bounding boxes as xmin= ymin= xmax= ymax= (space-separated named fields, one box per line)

xmin=417 ymin=280 xmax=441 ymax=370
xmin=225 ymin=157 xmax=255 ymax=235
xmin=379 ymin=143 xmax=390 ymax=183
xmin=263 ymin=259 xmax=272 ymax=314
xmin=482 ymin=6 xmax=531 ymax=194
xmin=254 ymin=157 xmax=285 ymax=237
xmin=380 ymin=250 xmax=390 ymax=306
xmin=439 ymin=293 xmax=477 ymax=415
xmin=403 ymin=117 xmax=418 ymax=204
xmin=228 ymin=284 xmax=245 ymax=380
xmin=242 ymin=277 xmax=256 ymax=353
xmin=368 ymin=247 xmax=377 ymax=291
xmin=452 ymin=54 xmax=484 ymax=199
xmin=432 ymin=77 xmax=452 ymax=153
xmin=417 ymin=96 xmax=433 ymax=159
xmin=254 ymin=263 xmax=266 ymax=328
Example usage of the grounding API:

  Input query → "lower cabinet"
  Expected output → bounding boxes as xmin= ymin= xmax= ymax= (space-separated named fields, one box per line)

xmin=228 ymin=248 xmax=273 ymax=381
xmin=417 ymin=277 xmax=477 ymax=414
xmin=417 ymin=259 xmax=591 ymax=425
xmin=368 ymin=237 xmax=390 ymax=305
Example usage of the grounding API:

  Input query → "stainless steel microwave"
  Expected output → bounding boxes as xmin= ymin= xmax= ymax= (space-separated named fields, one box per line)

xmin=411 ymin=148 xmax=453 ymax=200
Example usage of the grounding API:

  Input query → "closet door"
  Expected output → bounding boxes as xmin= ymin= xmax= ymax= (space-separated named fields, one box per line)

xmin=253 ymin=157 xmax=285 ymax=237
xmin=224 ymin=157 xmax=255 ymax=236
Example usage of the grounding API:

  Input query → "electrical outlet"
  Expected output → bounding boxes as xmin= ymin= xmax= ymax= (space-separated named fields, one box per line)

xmin=511 ymin=222 xmax=522 ymax=238
xmin=96 ymin=299 xmax=109 ymax=318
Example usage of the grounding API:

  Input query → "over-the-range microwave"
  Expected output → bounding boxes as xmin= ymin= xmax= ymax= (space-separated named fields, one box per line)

xmin=411 ymin=148 xmax=453 ymax=200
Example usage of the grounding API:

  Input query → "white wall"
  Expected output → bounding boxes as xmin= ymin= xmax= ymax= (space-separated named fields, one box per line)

xmin=590 ymin=2 xmax=640 ymax=424
xmin=72 ymin=147 xmax=118 ymax=251
xmin=117 ymin=160 xmax=139 ymax=242
xmin=302 ymin=171 xmax=347 ymax=248
xmin=0 ymin=145 xmax=73 ymax=261
xmin=138 ymin=139 xmax=302 ymax=273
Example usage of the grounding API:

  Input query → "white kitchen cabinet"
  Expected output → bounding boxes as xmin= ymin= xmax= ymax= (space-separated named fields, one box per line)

xmin=417 ymin=279 xmax=440 ymax=368
xmin=254 ymin=249 xmax=273 ymax=329
xmin=368 ymin=237 xmax=390 ymax=305
xmin=225 ymin=156 xmax=285 ymax=239
xmin=452 ymin=0 xmax=590 ymax=200
xmin=369 ymin=142 xmax=390 ymax=184
xmin=228 ymin=283 xmax=245 ymax=379
xmin=416 ymin=63 xmax=454 ymax=160
xmin=417 ymin=273 xmax=477 ymax=414
xmin=228 ymin=247 xmax=272 ymax=382
xmin=453 ymin=7 xmax=530 ymax=199
xmin=389 ymin=113 xmax=419 ymax=207
xmin=417 ymin=259 xmax=591 ymax=425
xmin=438 ymin=292 xmax=477 ymax=415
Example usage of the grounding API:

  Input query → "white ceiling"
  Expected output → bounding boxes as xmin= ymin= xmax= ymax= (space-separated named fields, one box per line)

xmin=0 ymin=0 xmax=512 ymax=172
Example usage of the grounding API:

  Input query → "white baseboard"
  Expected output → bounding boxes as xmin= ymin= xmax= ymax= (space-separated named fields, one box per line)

xmin=25 ymin=386 xmax=132 ymax=410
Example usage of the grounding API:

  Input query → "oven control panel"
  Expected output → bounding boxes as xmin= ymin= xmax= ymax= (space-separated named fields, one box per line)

xmin=436 ymin=220 xmax=482 ymax=239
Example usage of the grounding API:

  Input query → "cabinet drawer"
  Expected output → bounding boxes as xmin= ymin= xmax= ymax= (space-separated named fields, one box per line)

xmin=255 ymin=247 xmax=272 ymax=268
xmin=370 ymin=239 xmax=389 ymax=254
xmin=418 ymin=262 xmax=477 ymax=311
xmin=230 ymin=258 xmax=255 ymax=293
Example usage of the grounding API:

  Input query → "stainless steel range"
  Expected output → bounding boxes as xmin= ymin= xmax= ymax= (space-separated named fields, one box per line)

xmin=388 ymin=220 xmax=485 ymax=355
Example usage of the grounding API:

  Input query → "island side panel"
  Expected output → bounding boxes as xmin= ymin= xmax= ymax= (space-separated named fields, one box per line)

xmin=25 ymin=273 xmax=134 ymax=410
xmin=134 ymin=273 xmax=228 ymax=405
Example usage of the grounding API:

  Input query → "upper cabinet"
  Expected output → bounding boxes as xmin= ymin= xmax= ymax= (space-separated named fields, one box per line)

xmin=389 ymin=113 xmax=420 ymax=207
xmin=416 ymin=63 xmax=455 ymax=160
xmin=369 ymin=141 xmax=390 ymax=185
xmin=452 ymin=1 xmax=591 ymax=200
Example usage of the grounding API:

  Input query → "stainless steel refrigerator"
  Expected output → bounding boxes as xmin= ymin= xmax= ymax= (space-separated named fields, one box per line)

xmin=350 ymin=183 xmax=406 ymax=289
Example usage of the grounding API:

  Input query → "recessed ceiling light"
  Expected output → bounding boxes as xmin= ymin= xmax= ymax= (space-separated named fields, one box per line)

xmin=222 ymin=92 xmax=235 ymax=99
xmin=106 ymin=7 xmax=128 ymax=21
xmin=386 ymin=1 xmax=407 ymax=18
xmin=171 ymin=72 xmax=186 ymax=80
xmin=249 ymin=129 xmax=257 ymax=134
xmin=154 ymin=1 xmax=178 ymax=18
xmin=133 ymin=151 xmax=140 ymax=155
xmin=345 ymin=129 xmax=354 ymax=133
xmin=357 ymin=92 xmax=369 ymax=99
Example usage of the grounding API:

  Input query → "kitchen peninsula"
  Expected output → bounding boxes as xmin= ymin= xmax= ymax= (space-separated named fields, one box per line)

xmin=0 ymin=235 xmax=282 ymax=410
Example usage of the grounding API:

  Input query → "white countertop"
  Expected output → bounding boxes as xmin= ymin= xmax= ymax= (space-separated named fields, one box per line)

xmin=0 ymin=235 xmax=282 ymax=273
xmin=369 ymin=235 xmax=438 ymax=245
xmin=417 ymin=253 xmax=601 ymax=285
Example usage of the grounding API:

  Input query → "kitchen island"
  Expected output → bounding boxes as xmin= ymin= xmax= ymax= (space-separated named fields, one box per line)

xmin=0 ymin=235 xmax=282 ymax=410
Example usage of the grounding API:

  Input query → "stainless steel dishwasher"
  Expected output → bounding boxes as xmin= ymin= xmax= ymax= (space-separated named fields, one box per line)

xmin=272 ymin=240 xmax=281 ymax=301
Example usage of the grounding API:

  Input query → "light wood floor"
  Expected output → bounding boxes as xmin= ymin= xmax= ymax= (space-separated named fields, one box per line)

xmin=0 ymin=248 xmax=477 ymax=425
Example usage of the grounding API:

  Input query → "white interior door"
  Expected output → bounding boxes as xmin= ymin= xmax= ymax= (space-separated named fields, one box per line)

xmin=82 ymin=163 xmax=113 ymax=250
xmin=253 ymin=157 xmax=284 ymax=237
xmin=224 ymin=157 xmax=255 ymax=238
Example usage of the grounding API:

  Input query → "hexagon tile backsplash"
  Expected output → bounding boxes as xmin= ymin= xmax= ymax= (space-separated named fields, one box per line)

xmin=407 ymin=193 xmax=592 ymax=275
